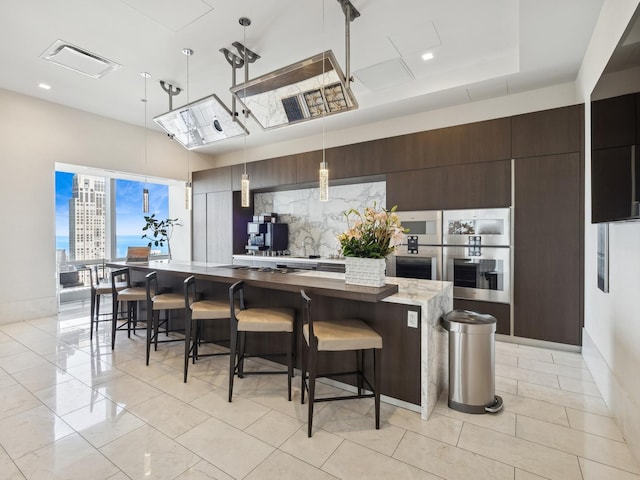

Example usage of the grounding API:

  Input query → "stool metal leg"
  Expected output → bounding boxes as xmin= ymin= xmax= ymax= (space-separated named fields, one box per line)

xmin=374 ymin=348 xmax=381 ymax=429
xmin=307 ymin=346 xmax=317 ymax=438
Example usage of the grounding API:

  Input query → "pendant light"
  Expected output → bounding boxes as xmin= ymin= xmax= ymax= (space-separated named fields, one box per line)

xmin=141 ymin=71 xmax=151 ymax=212
xmin=318 ymin=0 xmax=329 ymax=202
xmin=240 ymin=17 xmax=251 ymax=208
xmin=183 ymin=48 xmax=193 ymax=211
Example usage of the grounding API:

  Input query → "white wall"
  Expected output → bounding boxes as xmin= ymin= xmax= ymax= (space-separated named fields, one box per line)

xmin=0 ymin=89 xmax=211 ymax=323
xmin=575 ymin=0 xmax=640 ymax=463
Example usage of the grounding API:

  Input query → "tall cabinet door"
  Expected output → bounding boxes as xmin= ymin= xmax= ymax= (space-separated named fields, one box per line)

xmin=514 ymin=153 xmax=583 ymax=345
xmin=206 ymin=191 xmax=233 ymax=264
xmin=192 ymin=194 xmax=207 ymax=262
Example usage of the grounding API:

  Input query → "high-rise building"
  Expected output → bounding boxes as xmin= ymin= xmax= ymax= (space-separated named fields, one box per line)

xmin=69 ymin=174 xmax=106 ymax=261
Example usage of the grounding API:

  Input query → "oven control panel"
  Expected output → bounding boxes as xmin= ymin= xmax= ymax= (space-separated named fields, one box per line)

xmin=407 ymin=235 xmax=419 ymax=254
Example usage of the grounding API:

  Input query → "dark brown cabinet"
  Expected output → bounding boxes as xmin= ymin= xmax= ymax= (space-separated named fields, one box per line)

xmin=453 ymin=299 xmax=511 ymax=335
xmin=231 ymin=155 xmax=297 ymax=191
xmin=389 ymin=117 xmax=511 ymax=171
xmin=513 ymin=153 xmax=583 ymax=345
xmin=387 ymin=160 xmax=510 ymax=211
xmin=193 ymin=166 xmax=232 ymax=194
xmin=444 ymin=160 xmax=511 ymax=209
xmin=387 ymin=166 xmax=448 ymax=211
xmin=512 ymin=105 xmax=583 ymax=158
xmin=591 ymin=93 xmax=637 ymax=149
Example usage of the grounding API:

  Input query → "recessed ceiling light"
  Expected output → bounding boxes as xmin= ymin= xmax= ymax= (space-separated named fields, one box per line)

xmin=422 ymin=52 xmax=434 ymax=61
xmin=38 ymin=83 xmax=51 ymax=90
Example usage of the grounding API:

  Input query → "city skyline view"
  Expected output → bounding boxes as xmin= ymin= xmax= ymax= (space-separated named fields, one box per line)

xmin=55 ymin=170 xmax=169 ymax=257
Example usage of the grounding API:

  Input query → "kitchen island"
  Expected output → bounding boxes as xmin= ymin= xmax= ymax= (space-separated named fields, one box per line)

xmin=110 ymin=260 xmax=451 ymax=418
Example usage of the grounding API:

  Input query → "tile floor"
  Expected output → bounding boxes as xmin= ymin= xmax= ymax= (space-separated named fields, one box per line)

xmin=0 ymin=303 xmax=639 ymax=480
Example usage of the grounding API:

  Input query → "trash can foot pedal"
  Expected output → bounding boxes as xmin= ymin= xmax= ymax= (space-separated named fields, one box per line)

xmin=485 ymin=395 xmax=503 ymax=414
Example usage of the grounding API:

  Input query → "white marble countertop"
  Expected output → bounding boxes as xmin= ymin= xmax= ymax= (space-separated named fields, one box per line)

xmin=292 ymin=270 xmax=451 ymax=308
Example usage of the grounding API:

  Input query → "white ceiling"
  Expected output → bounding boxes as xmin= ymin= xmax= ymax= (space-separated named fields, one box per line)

xmin=1 ymin=0 xmax=604 ymax=156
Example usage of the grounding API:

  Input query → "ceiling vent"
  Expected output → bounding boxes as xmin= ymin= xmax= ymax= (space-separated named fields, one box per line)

xmin=40 ymin=39 xmax=122 ymax=79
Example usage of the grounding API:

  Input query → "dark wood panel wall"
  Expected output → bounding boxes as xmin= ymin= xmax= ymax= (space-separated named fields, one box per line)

xmin=193 ymin=104 xmax=585 ymax=345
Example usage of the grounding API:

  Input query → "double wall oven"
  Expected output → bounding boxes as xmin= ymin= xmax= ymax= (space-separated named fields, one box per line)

xmin=389 ymin=208 xmax=512 ymax=304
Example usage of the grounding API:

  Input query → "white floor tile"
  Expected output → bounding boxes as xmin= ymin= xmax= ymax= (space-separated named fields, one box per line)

xmin=518 ymin=357 xmax=593 ymax=382
xmin=579 ymin=457 xmax=640 ymax=480
xmin=0 ymin=445 xmax=25 ymax=480
xmin=15 ymin=433 xmax=119 ymax=480
xmin=516 ymin=415 xmax=640 ymax=474
xmin=245 ymin=450 xmax=338 ymax=480
xmin=557 ymin=375 xmax=602 ymax=397
xmin=457 ymin=422 xmax=582 ymax=480
xmin=565 ymin=407 xmax=625 ymax=441
xmin=280 ymin=426 xmax=343 ymax=468
xmin=34 ymin=377 xmax=105 ymax=416
xmin=0 ymin=405 xmax=74 ymax=460
xmin=176 ymin=417 xmax=274 ymax=479
xmin=517 ymin=381 xmax=610 ymax=416
xmin=393 ymin=430 xmax=515 ymax=480
xmin=173 ymin=459 xmax=235 ymax=480
xmin=313 ymin=403 xmax=405 ymax=456
xmin=126 ymin=393 xmax=210 ymax=439
xmin=0 ymin=383 xmax=42 ymax=420
xmin=324 ymin=440 xmax=441 ymax=479
xmin=61 ymin=397 xmax=145 ymax=448
xmin=1 ymin=310 xmax=639 ymax=480
xmin=100 ymin=425 xmax=200 ymax=480
xmin=244 ymin=409 xmax=303 ymax=447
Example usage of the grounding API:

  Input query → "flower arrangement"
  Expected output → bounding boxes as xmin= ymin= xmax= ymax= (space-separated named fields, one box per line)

xmin=337 ymin=203 xmax=407 ymax=258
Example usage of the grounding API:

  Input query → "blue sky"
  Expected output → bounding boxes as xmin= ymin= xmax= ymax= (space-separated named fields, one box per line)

xmin=55 ymin=170 xmax=168 ymax=237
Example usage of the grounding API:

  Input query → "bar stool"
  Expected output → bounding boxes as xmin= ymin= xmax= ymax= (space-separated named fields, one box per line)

xmin=300 ymin=289 xmax=382 ymax=437
xmin=145 ymin=271 xmax=185 ymax=365
xmin=90 ymin=266 xmax=125 ymax=340
xmin=228 ymin=281 xmax=295 ymax=402
xmin=183 ymin=275 xmax=231 ymax=382
xmin=111 ymin=267 xmax=147 ymax=349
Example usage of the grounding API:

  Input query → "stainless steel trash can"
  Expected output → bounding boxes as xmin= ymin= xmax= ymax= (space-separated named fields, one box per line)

xmin=441 ymin=309 xmax=503 ymax=414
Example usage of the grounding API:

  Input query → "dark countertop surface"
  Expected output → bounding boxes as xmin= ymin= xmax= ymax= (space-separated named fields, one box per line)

xmin=108 ymin=260 xmax=398 ymax=303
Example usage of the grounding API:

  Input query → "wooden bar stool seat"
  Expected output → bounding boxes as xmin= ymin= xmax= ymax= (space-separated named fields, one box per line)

xmin=228 ymin=281 xmax=295 ymax=402
xmin=183 ymin=275 xmax=231 ymax=382
xmin=300 ymin=289 xmax=382 ymax=437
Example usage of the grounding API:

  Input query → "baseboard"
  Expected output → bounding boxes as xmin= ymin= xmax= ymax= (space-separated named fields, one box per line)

xmin=582 ymin=328 xmax=640 ymax=466
xmin=0 ymin=296 xmax=58 ymax=325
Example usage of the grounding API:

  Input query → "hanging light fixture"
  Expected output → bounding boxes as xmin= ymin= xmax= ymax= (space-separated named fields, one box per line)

xmin=240 ymin=17 xmax=251 ymax=208
xmin=318 ymin=1 xmax=329 ymax=202
xmin=141 ymin=71 xmax=151 ymax=213
xmin=183 ymin=48 xmax=193 ymax=211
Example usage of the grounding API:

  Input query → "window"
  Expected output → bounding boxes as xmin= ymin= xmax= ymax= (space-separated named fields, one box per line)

xmin=114 ymin=179 xmax=169 ymax=258
xmin=55 ymin=170 xmax=170 ymax=262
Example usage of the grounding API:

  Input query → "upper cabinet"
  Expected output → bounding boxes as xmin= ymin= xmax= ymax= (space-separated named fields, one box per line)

xmin=231 ymin=155 xmax=297 ymax=191
xmin=591 ymin=93 xmax=637 ymax=150
xmin=512 ymin=104 xmax=583 ymax=158
xmin=387 ymin=160 xmax=511 ymax=211
xmin=388 ymin=117 xmax=512 ymax=171
xmin=193 ymin=166 xmax=232 ymax=194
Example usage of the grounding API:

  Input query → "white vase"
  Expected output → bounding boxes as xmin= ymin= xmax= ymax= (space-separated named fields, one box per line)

xmin=344 ymin=257 xmax=387 ymax=287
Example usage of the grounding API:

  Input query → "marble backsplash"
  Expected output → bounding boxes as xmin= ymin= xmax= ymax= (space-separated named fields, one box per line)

xmin=254 ymin=181 xmax=386 ymax=257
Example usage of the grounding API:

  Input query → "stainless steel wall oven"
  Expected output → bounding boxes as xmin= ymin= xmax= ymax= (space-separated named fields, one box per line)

xmin=387 ymin=211 xmax=442 ymax=280
xmin=442 ymin=208 xmax=511 ymax=303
